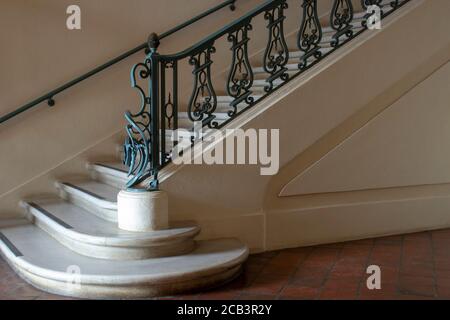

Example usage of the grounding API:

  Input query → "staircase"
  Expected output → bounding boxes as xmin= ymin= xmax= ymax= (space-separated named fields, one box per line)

xmin=0 ymin=0 xmax=415 ymax=299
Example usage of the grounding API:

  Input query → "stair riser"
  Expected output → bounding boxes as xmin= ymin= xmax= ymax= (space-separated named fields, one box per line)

xmin=88 ymin=166 xmax=127 ymax=190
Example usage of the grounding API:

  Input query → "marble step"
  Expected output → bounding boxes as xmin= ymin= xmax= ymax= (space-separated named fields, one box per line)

xmin=55 ymin=179 xmax=120 ymax=223
xmin=252 ymin=46 xmax=334 ymax=75
xmin=88 ymin=162 xmax=129 ymax=189
xmin=0 ymin=221 xmax=248 ymax=299
xmin=21 ymin=199 xmax=200 ymax=260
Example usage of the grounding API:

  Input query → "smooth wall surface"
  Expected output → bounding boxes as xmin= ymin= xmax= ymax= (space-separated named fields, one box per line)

xmin=160 ymin=0 xmax=450 ymax=251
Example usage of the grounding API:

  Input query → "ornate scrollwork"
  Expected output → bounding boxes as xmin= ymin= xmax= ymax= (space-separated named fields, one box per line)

xmin=159 ymin=59 xmax=178 ymax=164
xmin=161 ymin=60 xmax=177 ymax=131
xmin=188 ymin=45 xmax=218 ymax=128
xmin=263 ymin=1 xmax=290 ymax=93
xmin=330 ymin=0 xmax=354 ymax=47
xmin=297 ymin=0 xmax=322 ymax=70
xmin=226 ymin=22 xmax=254 ymax=117
xmin=123 ymin=57 xmax=156 ymax=189
xmin=164 ymin=93 xmax=175 ymax=129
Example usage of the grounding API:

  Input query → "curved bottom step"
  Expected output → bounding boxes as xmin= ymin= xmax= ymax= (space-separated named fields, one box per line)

xmin=22 ymin=199 xmax=201 ymax=260
xmin=0 ymin=223 xmax=248 ymax=299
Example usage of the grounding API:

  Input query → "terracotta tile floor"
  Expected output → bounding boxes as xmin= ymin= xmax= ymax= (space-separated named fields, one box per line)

xmin=2 ymin=229 xmax=450 ymax=300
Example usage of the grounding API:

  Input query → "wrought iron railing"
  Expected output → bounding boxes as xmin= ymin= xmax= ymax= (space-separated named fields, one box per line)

xmin=123 ymin=0 xmax=411 ymax=191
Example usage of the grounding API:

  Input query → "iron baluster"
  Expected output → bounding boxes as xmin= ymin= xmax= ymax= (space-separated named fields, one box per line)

xmin=187 ymin=44 xmax=218 ymax=129
xmin=330 ymin=0 xmax=354 ymax=47
xmin=297 ymin=0 xmax=322 ymax=70
xmin=263 ymin=0 xmax=290 ymax=93
xmin=226 ymin=21 xmax=254 ymax=117
xmin=161 ymin=60 xmax=178 ymax=163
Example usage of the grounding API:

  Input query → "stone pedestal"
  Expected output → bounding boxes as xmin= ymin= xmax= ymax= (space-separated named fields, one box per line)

xmin=117 ymin=190 xmax=169 ymax=232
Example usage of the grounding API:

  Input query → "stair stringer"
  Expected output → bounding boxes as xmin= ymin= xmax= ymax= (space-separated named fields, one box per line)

xmin=157 ymin=0 xmax=450 ymax=252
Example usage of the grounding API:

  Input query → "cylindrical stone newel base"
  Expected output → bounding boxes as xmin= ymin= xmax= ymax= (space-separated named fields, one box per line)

xmin=117 ymin=190 xmax=169 ymax=232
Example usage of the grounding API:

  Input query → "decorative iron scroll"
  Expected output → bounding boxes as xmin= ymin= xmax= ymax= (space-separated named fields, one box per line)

xmin=123 ymin=57 xmax=155 ymax=190
xmin=330 ymin=0 xmax=354 ymax=47
xmin=226 ymin=21 xmax=254 ymax=117
xmin=161 ymin=61 xmax=177 ymax=130
xmin=187 ymin=45 xmax=218 ymax=128
xmin=297 ymin=0 xmax=322 ymax=70
xmin=263 ymin=0 xmax=290 ymax=92
xmin=161 ymin=60 xmax=178 ymax=163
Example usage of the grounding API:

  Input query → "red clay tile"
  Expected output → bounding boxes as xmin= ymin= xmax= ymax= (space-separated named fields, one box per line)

xmin=198 ymin=290 xmax=240 ymax=300
xmin=375 ymin=235 xmax=403 ymax=244
xmin=319 ymin=278 xmax=359 ymax=300
xmin=400 ymin=261 xmax=434 ymax=278
xmin=291 ymin=266 xmax=329 ymax=288
xmin=359 ymin=292 xmax=398 ymax=300
xmin=436 ymin=286 xmax=450 ymax=299
xmin=279 ymin=285 xmax=319 ymax=300
xmin=238 ymin=293 xmax=277 ymax=300
xmin=301 ymin=247 xmax=340 ymax=269
xmin=242 ymin=274 xmax=290 ymax=295
xmin=259 ymin=251 xmax=308 ymax=276
xmin=345 ymin=239 xmax=375 ymax=246
xmin=259 ymin=263 xmax=297 ymax=276
xmin=395 ymin=294 xmax=435 ymax=300
xmin=398 ymin=275 xmax=436 ymax=297
xmin=436 ymin=277 xmax=450 ymax=288
xmin=434 ymin=269 xmax=450 ymax=280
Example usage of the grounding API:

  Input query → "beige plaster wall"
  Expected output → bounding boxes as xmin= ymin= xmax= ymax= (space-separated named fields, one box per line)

xmin=159 ymin=0 xmax=450 ymax=251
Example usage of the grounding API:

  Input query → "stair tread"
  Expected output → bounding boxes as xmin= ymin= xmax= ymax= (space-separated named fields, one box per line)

xmin=59 ymin=180 xmax=120 ymax=204
xmin=24 ymin=199 xmax=199 ymax=243
xmin=92 ymin=162 xmax=129 ymax=174
xmin=0 ymin=222 xmax=247 ymax=280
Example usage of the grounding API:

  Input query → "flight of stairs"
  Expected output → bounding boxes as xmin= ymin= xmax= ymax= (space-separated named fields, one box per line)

xmin=0 ymin=4 xmax=394 ymax=299
xmin=152 ymin=9 xmax=380 ymax=152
